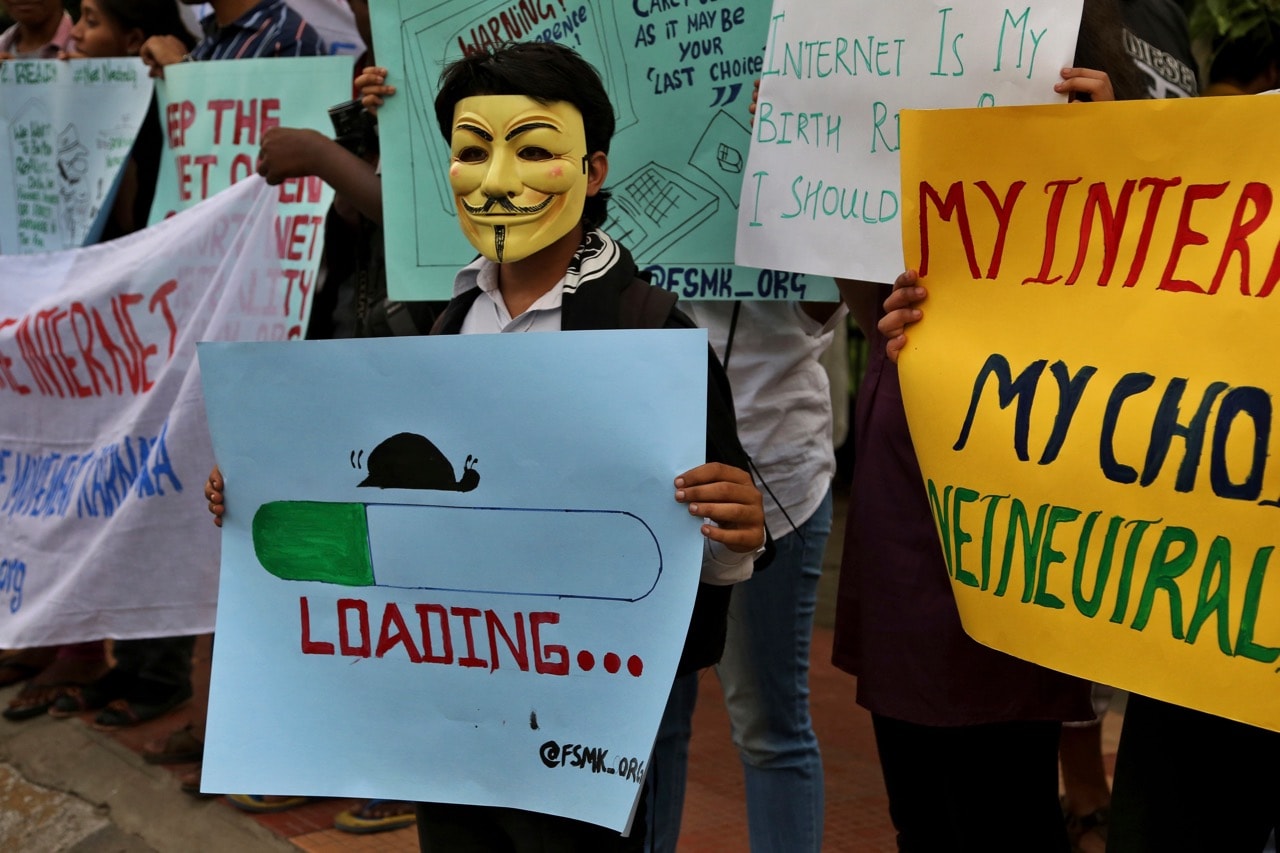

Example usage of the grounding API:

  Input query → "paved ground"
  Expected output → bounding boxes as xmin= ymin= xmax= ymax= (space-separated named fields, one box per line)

xmin=0 ymin=700 xmax=293 ymax=851
xmin=0 ymin=643 xmax=1125 ymax=852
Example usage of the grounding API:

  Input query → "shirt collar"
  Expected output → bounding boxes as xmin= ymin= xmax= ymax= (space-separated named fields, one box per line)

xmin=450 ymin=227 xmax=620 ymax=297
xmin=50 ymin=12 xmax=74 ymax=52
xmin=0 ymin=13 xmax=74 ymax=58
xmin=454 ymin=255 xmax=566 ymax=317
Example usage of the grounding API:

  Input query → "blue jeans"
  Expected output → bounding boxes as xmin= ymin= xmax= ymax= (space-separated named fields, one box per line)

xmin=646 ymin=488 xmax=832 ymax=852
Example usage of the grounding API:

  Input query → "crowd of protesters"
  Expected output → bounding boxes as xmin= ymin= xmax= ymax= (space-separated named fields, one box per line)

xmin=2 ymin=0 xmax=1279 ymax=850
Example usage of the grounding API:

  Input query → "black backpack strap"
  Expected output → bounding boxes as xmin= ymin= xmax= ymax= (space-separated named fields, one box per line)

xmin=429 ymin=287 xmax=484 ymax=335
xmin=617 ymin=278 xmax=679 ymax=330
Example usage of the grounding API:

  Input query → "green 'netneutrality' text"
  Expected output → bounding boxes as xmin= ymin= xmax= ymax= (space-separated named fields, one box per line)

xmin=927 ymin=480 xmax=1280 ymax=665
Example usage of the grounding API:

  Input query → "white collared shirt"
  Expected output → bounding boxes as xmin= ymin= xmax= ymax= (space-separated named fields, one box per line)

xmin=683 ymin=300 xmax=845 ymax=537
xmin=455 ymin=256 xmax=563 ymax=334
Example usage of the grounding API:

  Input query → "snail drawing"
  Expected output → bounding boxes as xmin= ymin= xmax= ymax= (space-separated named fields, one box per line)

xmin=357 ymin=432 xmax=480 ymax=492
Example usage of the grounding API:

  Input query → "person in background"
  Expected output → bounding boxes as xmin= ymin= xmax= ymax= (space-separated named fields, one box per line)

xmin=3 ymin=0 xmax=198 ymax=729
xmin=832 ymin=2 xmax=1145 ymax=850
xmin=1195 ymin=0 xmax=1280 ymax=95
xmin=0 ymin=0 xmax=72 ymax=59
xmin=1055 ymin=8 xmax=1190 ymax=849
xmin=1058 ymin=684 xmax=1116 ymax=853
xmin=647 ymin=297 xmax=843 ymax=853
xmin=61 ymin=0 xmax=196 ymax=239
xmin=1119 ymin=0 xmax=1199 ymax=98
xmin=1103 ymin=8 xmax=1280 ymax=850
xmin=642 ymin=76 xmax=845 ymax=853
xmin=208 ymin=41 xmax=767 ymax=849
xmin=140 ymin=0 xmax=323 ymax=73
xmin=129 ymin=0 xmax=324 ymax=801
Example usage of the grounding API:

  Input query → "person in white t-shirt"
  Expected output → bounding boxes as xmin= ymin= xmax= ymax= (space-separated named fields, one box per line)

xmin=647 ymin=298 xmax=843 ymax=853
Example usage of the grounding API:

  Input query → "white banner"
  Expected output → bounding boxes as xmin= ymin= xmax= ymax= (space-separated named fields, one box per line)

xmin=0 ymin=177 xmax=294 ymax=646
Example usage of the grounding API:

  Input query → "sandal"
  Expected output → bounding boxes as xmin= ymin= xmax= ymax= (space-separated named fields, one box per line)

xmin=142 ymin=723 xmax=204 ymax=764
xmin=48 ymin=668 xmax=136 ymax=719
xmin=90 ymin=684 xmax=192 ymax=731
xmin=2 ymin=681 xmax=72 ymax=721
xmin=4 ymin=652 xmax=109 ymax=722
xmin=226 ymin=794 xmax=315 ymax=813
xmin=1063 ymin=798 xmax=1110 ymax=853
xmin=333 ymin=799 xmax=417 ymax=834
xmin=178 ymin=764 xmax=217 ymax=799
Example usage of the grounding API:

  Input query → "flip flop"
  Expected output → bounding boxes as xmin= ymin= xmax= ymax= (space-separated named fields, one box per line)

xmin=226 ymin=794 xmax=316 ymax=813
xmin=333 ymin=799 xmax=417 ymax=834
xmin=178 ymin=764 xmax=217 ymax=799
xmin=48 ymin=669 xmax=135 ymax=719
xmin=142 ymin=723 xmax=204 ymax=764
xmin=2 ymin=682 xmax=73 ymax=721
xmin=90 ymin=685 xmax=192 ymax=732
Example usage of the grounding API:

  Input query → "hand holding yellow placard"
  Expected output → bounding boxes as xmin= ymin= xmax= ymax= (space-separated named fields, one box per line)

xmin=898 ymin=95 xmax=1280 ymax=732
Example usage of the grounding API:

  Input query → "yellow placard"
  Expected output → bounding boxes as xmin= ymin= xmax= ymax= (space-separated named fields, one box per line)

xmin=899 ymin=96 xmax=1280 ymax=732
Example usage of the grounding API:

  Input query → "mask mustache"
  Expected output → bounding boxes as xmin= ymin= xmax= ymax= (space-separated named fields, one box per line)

xmin=463 ymin=195 xmax=554 ymax=216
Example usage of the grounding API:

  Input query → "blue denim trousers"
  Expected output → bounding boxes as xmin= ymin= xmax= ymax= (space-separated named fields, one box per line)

xmin=646 ymin=488 xmax=832 ymax=852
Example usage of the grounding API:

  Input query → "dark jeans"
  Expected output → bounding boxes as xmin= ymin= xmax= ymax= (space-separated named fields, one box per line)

xmin=1109 ymin=695 xmax=1280 ymax=852
xmin=113 ymin=635 xmax=194 ymax=695
xmin=415 ymin=801 xmax=646 ymax=853
xmin=871 ymin=714 xmax=1070 ymax=853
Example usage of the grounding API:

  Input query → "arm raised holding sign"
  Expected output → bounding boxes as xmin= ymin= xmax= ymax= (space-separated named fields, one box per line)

xmin=1056 ymin=66 xmax=1117 ymax=102
xmin=878 ymin=269 xmax=924 ymax=364
xmin=828 ymin=4 xmax=1139 ymax=844
xmin=256 ymin=126 xmax=383 ymax=225
xmin=355 ymin=65 xmax=395 ymax=116
xmin=875 ymin=60 xmax=1120 ymax=363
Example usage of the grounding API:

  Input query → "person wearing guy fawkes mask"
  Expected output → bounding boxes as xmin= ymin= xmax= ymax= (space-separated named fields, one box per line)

xmin=205 ymin=40 xmax=768 ymax=851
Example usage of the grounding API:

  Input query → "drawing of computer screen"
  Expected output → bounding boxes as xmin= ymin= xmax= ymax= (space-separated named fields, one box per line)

xmin=604 ymin=162 xmax=719 ymax=261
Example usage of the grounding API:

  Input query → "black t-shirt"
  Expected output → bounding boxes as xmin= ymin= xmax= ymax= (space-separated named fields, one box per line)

xmin=1120 ymin=0 xmax=1200 ymax=98
xmin=100 ymin=95 xmax=162 ymax=242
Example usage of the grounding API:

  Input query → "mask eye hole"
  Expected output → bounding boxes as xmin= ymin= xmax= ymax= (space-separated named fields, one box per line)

xmin=518 ymin=146 xmax=553 ymax=162
xmin=455 ymin=147 xmax=487 ymax=164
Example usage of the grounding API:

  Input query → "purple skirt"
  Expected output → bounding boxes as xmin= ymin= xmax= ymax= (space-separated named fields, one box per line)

xmin=832 ymin=323 xmax=1091 ymax=727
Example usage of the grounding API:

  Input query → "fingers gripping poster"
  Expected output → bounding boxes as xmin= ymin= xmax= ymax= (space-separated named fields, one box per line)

xmin=736 ymin=0 xmax=1084 ymax=283
xmin=0 ymin=58 xmax=154 ymax=254
xmin=898 ymin=96 xmax=1280 ymax=733
xmin=371 ymin=0 xmax=835 ymax=302
xmin=198 ymin=330 xmax=709 ymax=830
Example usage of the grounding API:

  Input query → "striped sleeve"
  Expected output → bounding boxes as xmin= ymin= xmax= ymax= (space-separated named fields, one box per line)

xmin=255 ymin=7 xmax=325 ymax=58
xmin=196 ymin=3 xmax=326 ymax=61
